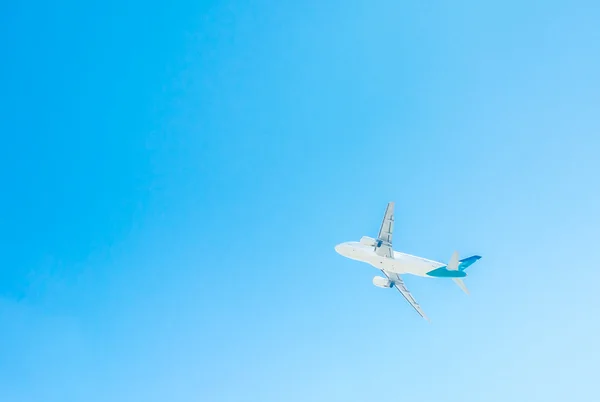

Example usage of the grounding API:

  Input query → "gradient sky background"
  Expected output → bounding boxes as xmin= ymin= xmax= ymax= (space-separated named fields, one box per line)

xmin=1 ymin=1 xmax=600 ymax=401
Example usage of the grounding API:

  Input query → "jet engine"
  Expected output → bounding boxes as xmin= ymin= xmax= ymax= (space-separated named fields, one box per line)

xmin=372 ymin=276 xmax=393 ymax=288
xmin=360 ymin=236 xmax=377 ymax=247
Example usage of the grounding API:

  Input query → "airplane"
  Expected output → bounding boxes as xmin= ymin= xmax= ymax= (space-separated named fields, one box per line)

xmin=334 ymin=202 xmax=481 ymax=320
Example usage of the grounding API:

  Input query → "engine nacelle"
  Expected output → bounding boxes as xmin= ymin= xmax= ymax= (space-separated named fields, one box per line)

xmin=373 ymin=276 xmax=393 ymax=288
xmin=360 ymin=236 xmax=377 ymax=247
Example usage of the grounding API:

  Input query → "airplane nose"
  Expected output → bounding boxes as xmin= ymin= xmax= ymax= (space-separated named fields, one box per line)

xmin=334 ymin=244 xmax=343 ymax=254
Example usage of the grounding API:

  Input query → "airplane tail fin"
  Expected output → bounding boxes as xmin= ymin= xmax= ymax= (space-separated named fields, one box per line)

xmin=448 ymin=252 xmax=481 ymax=294
xmin=458 ymin=255 xmax=482 ymax=271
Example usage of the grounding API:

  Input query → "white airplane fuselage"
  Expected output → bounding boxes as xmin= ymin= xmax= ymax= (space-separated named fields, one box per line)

xmin=335 ymin=241 xmax=445 ymax=277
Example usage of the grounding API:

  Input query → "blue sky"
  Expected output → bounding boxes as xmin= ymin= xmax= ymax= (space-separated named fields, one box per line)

xmin=1 ymin=1 xmax=599 ymax=401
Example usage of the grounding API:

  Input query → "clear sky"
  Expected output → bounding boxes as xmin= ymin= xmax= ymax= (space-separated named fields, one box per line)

xmin=1 ymin=1 xmax=599 ymax=401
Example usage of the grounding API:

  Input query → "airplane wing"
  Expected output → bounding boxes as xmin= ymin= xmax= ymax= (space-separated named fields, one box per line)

xmin=375 ymin=202 xmax=429 ymax=320
xmin=375 ymin=202 xmax=394 ymax=258
xmin=382 ymin=270 xmax=430 ymax=321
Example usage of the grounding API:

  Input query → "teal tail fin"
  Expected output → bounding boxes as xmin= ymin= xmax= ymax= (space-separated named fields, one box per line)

xmin=458 ymin=255 xmax=482 ymax=271
xmin=425 ymin=254 xmax=482 ymax=294
xmin=452 ymin=254 xmax=481 ymax=294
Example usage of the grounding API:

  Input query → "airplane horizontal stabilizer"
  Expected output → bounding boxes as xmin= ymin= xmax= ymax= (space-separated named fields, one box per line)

xmin=453 ymin=278 xmax=470 ymax=295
